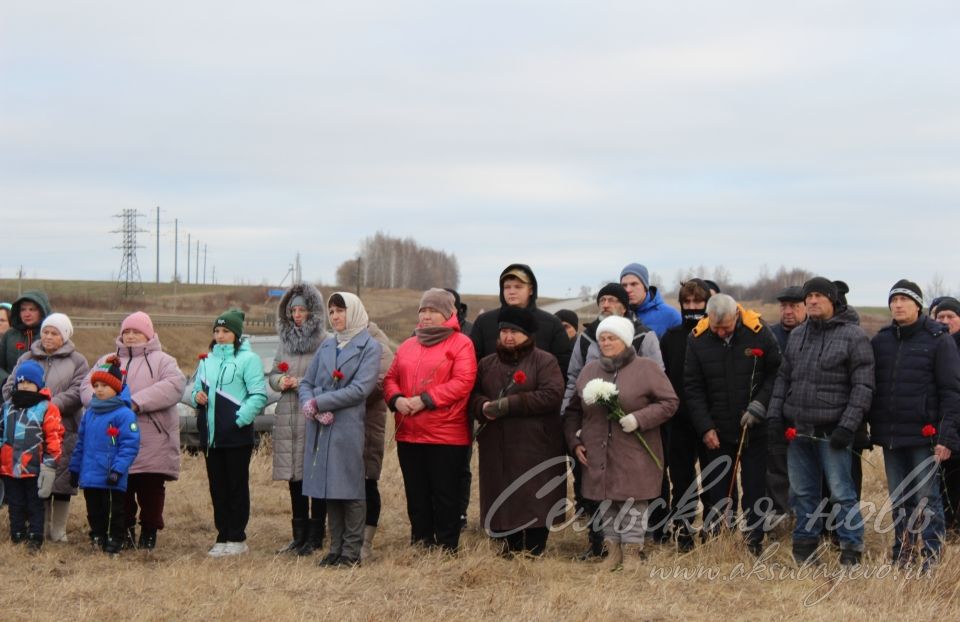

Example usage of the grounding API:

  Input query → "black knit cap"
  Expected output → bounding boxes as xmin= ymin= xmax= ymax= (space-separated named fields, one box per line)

xmin=936 ymin=297 xmax=960 ymax=316
xmin=776 ymin=286 xmax=805 ymax=303
xmin=596 ymin=282 xmax=629 ymax=310
xmin=498 ymin=305 xmax=537 ymax=335
xmin=889 ymin=279 xmax=924 ymax=310
xmin=554 ymin=309 xmax=579 ymax=330
xmin=802 ymin=276 xmax=838 ymax=304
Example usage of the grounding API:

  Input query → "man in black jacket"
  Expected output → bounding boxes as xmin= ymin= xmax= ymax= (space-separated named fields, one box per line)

xmin=684 ymin=293 xmax=781 ymax=555
xmin=868 ymin=279 xmax=960 ymax=568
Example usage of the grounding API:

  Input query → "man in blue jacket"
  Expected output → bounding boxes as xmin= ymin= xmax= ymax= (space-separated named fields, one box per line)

xmin=868 ymin=279 xmax=960 ymax=569
xmin=620 ymin=263 xmax=681 ymax=339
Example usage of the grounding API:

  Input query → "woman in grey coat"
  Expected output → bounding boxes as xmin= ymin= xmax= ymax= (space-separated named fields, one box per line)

xmin=2 ymin=312 xmax=89 ymax=542
xmin=269 ymin=283 xmax=328 ymax=555
xmin=299 ymin=292 xmax=382 ymax=567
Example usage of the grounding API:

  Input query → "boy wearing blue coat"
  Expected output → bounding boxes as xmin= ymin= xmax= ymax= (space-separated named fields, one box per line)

xmin=69 ymin=355 xmax=140 ymax=555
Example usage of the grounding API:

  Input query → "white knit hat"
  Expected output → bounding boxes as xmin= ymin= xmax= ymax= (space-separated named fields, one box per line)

xmin=41 ymin=313 xmax=74 ymax=341
xmin=596 ymin=315 xmax=634 ymax=347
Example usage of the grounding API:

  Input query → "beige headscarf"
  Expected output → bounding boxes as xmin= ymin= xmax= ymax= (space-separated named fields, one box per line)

xmin=329 ymin=291 xmax=369 ymax=348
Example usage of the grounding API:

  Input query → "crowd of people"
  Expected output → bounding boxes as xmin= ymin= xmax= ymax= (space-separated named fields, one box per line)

xmin=1 ymin=265 xmax=959 ymax=575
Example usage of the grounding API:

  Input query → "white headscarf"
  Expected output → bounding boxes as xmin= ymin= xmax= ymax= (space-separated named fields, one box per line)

xmin=329 ymin=291 xmax=369 ymax=348
xmin=41 ymin=312 xmax=74 ymax=342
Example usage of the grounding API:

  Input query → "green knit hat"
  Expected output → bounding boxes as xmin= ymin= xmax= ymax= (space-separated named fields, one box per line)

xmin=214 ymin=308 xmax=245 ymax=337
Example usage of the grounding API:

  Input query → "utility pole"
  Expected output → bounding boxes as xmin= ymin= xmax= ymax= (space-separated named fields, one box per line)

xmin=186 ymin=232 xmax=191 ymax=285
xmin=195 ymin=238 xmax=200 ymax=284
xmin=17 ymin=265 xmax=24 ymax=297
xmin=203 ymin=244 xmax=208 ymax=284
xmin=155 ymin=206 xmax=160 ymax=283
xmin=113 ymin=209 xmax=145 ymax=297
xmin=355 ymin=256 xmax=362 ymax=297
xmin=173 ymin=219 xmax=179 ymax=283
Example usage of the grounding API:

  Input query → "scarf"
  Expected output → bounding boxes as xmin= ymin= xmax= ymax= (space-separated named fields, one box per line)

xmin=415 ymin=325 xmax=454 ymax=347
xmin=495 ymin=337 xmax=534 ymax=364
xmin=12 ymin=390 xmax=46 ymax=409
xmin=90 ymin=395 xmax=126 ymax=413
xmin=331 ymin=291 xmax=370 ymax=348
xmin=599 ymin=346 xmax=636 ymax=373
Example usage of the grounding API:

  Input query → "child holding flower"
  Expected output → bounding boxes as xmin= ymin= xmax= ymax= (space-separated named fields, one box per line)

xmin=69 ymin=356 xmax=140 ymax=555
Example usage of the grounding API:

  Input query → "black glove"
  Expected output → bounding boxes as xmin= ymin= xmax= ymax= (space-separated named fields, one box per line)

xmin=829 ymin=426 xmax=854 ymax=450
xmin=107 ymin=471 xmax=121 ymax=486
xmin=69 ymin=471 xmax=80 ymax=489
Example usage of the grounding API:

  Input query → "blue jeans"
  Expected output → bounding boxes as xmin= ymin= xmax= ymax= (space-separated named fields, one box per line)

xmin=882 ymin=445 xmax=945 ymax=559
xmin=788 ymin=436 xmax=863 ymax=551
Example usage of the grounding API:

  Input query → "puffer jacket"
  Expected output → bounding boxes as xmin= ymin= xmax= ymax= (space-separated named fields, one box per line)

xmin=2 ymin=339 xmax=89 ymax=495
xmin=268 ymin=283 xmax=327 ymax=482
xmin=768 ymin=306 xmax=875 ymax=436
xmin=470 ymin=263 xmax=572 ymax=380
xmin=385 ymin=315 xmax=477 ymax=446
xmin=192 ymin=339 xmax=267 ymax=449
xmin=1 ymin=389 xmax=63 ymax=478
xmin=632 ymin=287 xmax=682 ymax=339
xmin=0 ymin=290 xmax=51 ymax=384
xmin=81 ymin=335 xmax=185 ymax=479
xmin=364 ymin=321 xmax=395 ymax=480
xmin=562 ymin=315 xmax=663 ymax=412
xmin=684 ymin=305 xmax=782 ymax=444
xmin=868 ymin=315 xmax=960 ymax=451
xmin=70 ymin=387 xmax=140 ymax=492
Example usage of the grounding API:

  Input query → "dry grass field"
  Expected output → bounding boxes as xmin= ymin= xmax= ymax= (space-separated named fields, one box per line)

xmin=3 ymin=279 xmax=940 ymax=621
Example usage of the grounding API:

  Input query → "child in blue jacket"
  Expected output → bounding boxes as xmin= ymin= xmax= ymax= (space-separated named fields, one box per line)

xmin=69 ymin=355 xmax=140 ymax=555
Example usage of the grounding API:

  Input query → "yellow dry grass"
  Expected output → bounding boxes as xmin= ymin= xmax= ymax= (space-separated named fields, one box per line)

xmin=1 ymin=419 xmax=958 ymax=622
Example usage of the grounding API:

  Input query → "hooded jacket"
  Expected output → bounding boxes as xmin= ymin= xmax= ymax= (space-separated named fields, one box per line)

xmin=269 ymin=283 xmax=327 ymax=482
xmin=1 ymin=388 xmax=63 ymax=478
xmin=70 ymin=386 xmax=140 ymax=492
xmin=868 ymin=315 xmax=960 ymax=451
xmin=470 ymin=263 xmax=572 ymax=380
xmin=2 ymin=338 xmax=89 ymax=495
xmin=191 ymin=339 xmax=268 ymax=449
xmin=768 ymin=306 xmax=875 ymax=436
xmin=632 ymin=286 xmax=681 ymax=339
xmin=684 ymin=305 xmax=782 ymax=444
xmin=0 ymin=290 xmax=52 ymax=384
xmin=81 ymin=333 xmax=185 ymax=480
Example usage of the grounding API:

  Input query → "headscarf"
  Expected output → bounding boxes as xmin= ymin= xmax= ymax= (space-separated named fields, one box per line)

xmin=330 ymin=291 xmax=369 ymax=348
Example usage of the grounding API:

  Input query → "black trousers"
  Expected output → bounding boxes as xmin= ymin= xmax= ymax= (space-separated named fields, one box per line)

xmin=648 ymin=424 xmax=673 ymax=540
xmin=667 ymin=422 xmax=705 ymax=537
xmin=458 ymin=444 xmax=472 ymax=520
xmin=365 ymin=478 xmax=381 ymax=527
xmin=940 ymin=456 xmax=960 ymax=534
xmin=497 ymin=527 xmax=549 ymax=555
xmin=701 ymin=434 xmax=768 ymax=544
xmin=84 ymin=487 xmax=125 ymax=542
xmin=766 ymin=435 xmax=791 ymax=515
xmin=3 ymin=476 xmax=44 ymax=538
xmin=288 ymin=479 xmax=326 ymax=520
xmin=397 ymin=442 xmax=469 ymax=551
xmin=205 ymin=446 xmax=253 ymax=542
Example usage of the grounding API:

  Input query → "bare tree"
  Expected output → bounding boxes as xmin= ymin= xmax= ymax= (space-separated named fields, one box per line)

xmin=335 ymin=231 xmax=461 ymax=290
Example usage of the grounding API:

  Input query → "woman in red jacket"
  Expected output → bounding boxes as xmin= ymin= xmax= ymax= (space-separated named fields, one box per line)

xmin=384 ymin=289 xmax=477 ymax=552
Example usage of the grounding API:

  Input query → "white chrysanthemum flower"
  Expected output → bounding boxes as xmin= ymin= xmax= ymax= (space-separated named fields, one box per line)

xmin=582 ymin=378 xmax=619 ymax=405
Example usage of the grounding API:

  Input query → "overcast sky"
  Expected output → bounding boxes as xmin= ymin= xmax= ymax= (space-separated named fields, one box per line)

xmin=2 ymin=1 xmax=958 ymax=305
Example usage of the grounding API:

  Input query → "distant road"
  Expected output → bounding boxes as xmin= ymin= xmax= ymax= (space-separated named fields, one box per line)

xmin=539 ymin=297 xmax=595 ymax=314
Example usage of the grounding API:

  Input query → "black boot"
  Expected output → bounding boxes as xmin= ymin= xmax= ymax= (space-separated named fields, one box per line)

xmin=577 ymin=527 xmax=607 ymax=561
xmin=27 ymin=533 xmax=43 ymax=553
xmin=90 ymin=533 xmax=106 ymax=552
xmin=792 ymin=539 xmax=820 ymax=565
xmin=139 ymin=528 xmax=157 ymax=550
xmin=103 ymin=538 xmax=122 ymax=557
xmin=278 ymin=518 xmax=307 ymax=554
xmin=10 ymin=532 xmax=26 ymax=544
xmin=122 ymin=526 xmax=137 ymax=550
xmin=839 ymin=548 xmax=862 ymax=567
xmin=297 ymin=518 xmax=325 ymax=556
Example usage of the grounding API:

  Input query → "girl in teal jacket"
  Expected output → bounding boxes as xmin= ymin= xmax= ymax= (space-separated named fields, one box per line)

xmin=192 ymin=309 xmax=267 ymax=557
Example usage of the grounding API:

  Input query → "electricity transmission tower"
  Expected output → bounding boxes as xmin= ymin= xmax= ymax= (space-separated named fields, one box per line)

xmin=114 ymin=209 xmax=146 ymax=297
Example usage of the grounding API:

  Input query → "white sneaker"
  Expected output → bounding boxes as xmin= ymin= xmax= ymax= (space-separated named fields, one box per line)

xmin=208 ymin=542 xmax=229 ymax=557
xmin=222 ymin=541 xmax=249 ymax=556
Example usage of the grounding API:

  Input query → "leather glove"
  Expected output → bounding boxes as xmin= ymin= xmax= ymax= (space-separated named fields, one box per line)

xmin=302 ymin=398 xmax=318 ymax=418
xmin=830 ymin=426 xmax=854 ymax=450
xmin=482 ymin=398 xmax=508 ymax=419
xmin=107 ymin=471 xmax=121 ymax=486
xmin=37 ymin=464 xmax=57 ymax=499
xmin=69 ymin=471 xmax=80 ymax=489
xmin=620 ymin=413 xmax=639 ymax=433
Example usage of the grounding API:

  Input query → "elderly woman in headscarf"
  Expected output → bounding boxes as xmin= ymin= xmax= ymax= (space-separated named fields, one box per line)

xmin=269 ymin=283 xmax=328 ymax=556
xmin=383 ymin=288 xmax=477 ymax=553
xmin=470 ymin=305 xmax=565 ymax=557
xmin=564 ymin=316 xmax=678 ymax=572
xmin=299 ymin=292 xmax=382 ymax=568
xmin=3 ymin=312 xmax=89 ymax=543
xmin=80 ymin=311 xmax=185 ymax=551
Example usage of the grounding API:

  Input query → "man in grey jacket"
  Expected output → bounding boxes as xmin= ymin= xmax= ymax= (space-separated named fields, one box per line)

xmin=767 ymin=277 xmax=875 ymax=567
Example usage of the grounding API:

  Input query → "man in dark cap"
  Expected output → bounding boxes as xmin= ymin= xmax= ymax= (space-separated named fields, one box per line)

xmin=771 ymin=286 xmax=806 ymax=352
xmin=554 ymin=309 xmax=580 ymax=348
xmin=767 ymin=276 xmax=875 ymax=567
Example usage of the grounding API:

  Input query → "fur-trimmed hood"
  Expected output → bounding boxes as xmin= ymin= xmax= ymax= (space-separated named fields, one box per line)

xmin=276 ymin=283 xmax=326 ymax=354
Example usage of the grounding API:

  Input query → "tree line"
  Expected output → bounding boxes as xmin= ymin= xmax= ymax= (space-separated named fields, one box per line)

xmin=335 ymin=232 xmax=460 ymax=290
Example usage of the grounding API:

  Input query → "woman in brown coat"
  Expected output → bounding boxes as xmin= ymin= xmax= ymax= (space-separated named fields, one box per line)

xmin=564 ymin=315 xmax=678 ymax=571
xmin=471 ymin=306 xmax=565 ymax=556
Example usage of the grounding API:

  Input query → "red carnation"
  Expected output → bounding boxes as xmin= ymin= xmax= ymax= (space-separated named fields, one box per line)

xmin=922 ymin=424 xmax=937 ymax=438
xmin=15 ymin=342 xmax=25 ymax=351
xmin=745 ymin=348 xmax=764 ymax=357
xmin=785 ymin=427 xmax=797 ymax=442
xmin=278 ymin=361 xmax=290 ymax=373
xmin=513 ymin=371 xmax=527 ymax=385
xmin=107 ymin=425 xmax=120 ymax=437
xmin=198 ymin=353 xmax=208 ymax=360
xmin=332 ymin=370 xmax=345 ymax=381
